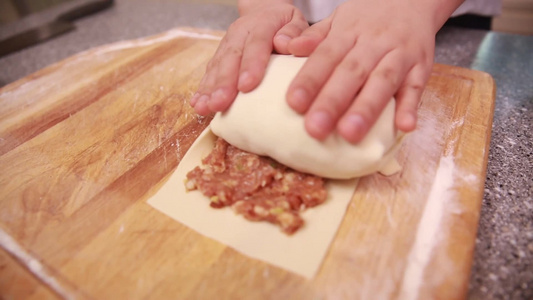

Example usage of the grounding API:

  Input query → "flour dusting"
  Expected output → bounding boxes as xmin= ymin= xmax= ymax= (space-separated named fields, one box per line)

xmin=0 ymin=228 xmax=76 ymax=300
xmin=398 ymin=155 xmax=456 ymax=300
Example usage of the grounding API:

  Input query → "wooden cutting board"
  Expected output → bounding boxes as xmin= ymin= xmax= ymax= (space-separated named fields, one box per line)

xmin=0 ymin=28 xmax=495 ymax=300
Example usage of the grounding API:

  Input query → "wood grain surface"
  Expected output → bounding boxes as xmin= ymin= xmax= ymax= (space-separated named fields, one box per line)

xmin=0 ymin=28 xmax=495 ymax=300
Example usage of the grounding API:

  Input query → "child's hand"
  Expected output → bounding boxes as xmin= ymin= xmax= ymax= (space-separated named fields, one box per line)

xmin=286 ymin=0 xmax=438 ymax=143
xmin=190 ymin=2 xmax=309 ymax=115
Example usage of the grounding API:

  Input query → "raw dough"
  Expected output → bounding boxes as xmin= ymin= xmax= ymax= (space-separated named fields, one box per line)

xmin=211 ymin=54 xmax=403 ymax=179
xmin=147 ymin=128 xmax=358 ymax=278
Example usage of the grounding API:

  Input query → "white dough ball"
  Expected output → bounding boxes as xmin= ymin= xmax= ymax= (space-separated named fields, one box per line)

xmin=210 ymin=55 xmax=402 ymax=179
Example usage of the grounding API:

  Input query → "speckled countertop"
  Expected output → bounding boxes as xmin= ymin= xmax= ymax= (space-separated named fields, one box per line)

xmin=0 ymin=0 xmax=531 ymax=299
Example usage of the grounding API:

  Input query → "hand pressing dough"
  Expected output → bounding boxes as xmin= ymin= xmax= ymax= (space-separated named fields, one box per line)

xmin=147 ymin=128 xmax=358 ymax=278
xmin=211 ymin=54 xmax=403 ymax=179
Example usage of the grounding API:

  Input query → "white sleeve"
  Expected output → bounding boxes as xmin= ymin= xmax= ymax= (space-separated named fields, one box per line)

xmin=293 ymin=0 xmax=502 ymax=23
xmin=452 ymin=0 xmax=502 ymax=17
xmin=292 ymin=0 xmax=347 ymax=23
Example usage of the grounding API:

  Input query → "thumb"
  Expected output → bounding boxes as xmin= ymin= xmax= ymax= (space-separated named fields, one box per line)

xmin=288 ymin=17 xmax=331 ymax=56
xmin=273 ymin=13 xmax=309 ymax=54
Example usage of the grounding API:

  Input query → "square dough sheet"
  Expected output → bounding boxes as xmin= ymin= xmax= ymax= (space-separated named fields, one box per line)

xmin=147 ymin=127 xmax=358 ymax=278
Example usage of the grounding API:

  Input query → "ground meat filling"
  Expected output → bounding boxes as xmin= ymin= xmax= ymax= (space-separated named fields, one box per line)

xmin=185 ymin=138 xmax=328 ymax=234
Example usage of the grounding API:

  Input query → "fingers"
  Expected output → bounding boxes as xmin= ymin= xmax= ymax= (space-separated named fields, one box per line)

xmin=288 ymin=18 xmax=332 ymax=57
xmin=394 ymin=64 xmax=429 ymax=132
xmin=191 ymin=30 xmax=247 ymax=115
xmin=301 ymin=42 xmax=391 ymax=139
xmin=191 ymin=4 xmax=313 ymax=116
xmin=197 ymin=9 xmax=309 ymax=113
xmin=240 ymin=9 xmax=309 ymax=92
xmin=336 ymin=50 xmax=414 ymax=143
xmin=193 ymin=94 xmax=212 ymax=115
xmin=208 ymin=40 xmax=247 ymax=112
xmin=237 ymin=25 xmax=277 ymax=92
xmin=192 ymin=61 xmax=220 ymax=115
xmin=194 ymin=19 xmax=278 ymax=114
xmin=286 ymin=30 xmax=355 ymax=114
xmin=273 ymin=12 xmax=309 ymax=54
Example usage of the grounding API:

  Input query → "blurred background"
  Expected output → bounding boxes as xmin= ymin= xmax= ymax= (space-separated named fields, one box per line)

xmin=1 ymin=0 xmax=532 ymax=35
xmin=492 ymin=0 xmax=533 ymax=34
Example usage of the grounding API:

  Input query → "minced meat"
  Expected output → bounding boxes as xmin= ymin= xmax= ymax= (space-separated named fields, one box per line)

xmin=185 ymin=138 xmax=328 ymax=234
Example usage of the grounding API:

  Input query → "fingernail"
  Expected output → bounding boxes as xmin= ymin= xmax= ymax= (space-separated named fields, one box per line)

xmin=405 ymin=113 xmax=416 ymax=128
xmin=275 ymin=34 xmax=292 ymax=42
xmin=190 ymin=92 xmax=200 ymax=106
xmin=399 ymin=113 xmax=416 ymax=131
xmin=212 ymin=89 xmax=226 ymax=101
xmin=195 ymin=94 xmax=210 ymax=115
xmin=341 ymin=114 xmax=367 ymax=143
xmin=198 ymin=94 xmax=210 ymax=105
xmin=210 ymin=88 xmax=228 ymax=110
xmin=238 ymin=72 xmax=252 ymax=90
xmin=307 ymin=111 xmax=333 ymax=139
xmin=289 ymin=88 xmax=309 ymax=113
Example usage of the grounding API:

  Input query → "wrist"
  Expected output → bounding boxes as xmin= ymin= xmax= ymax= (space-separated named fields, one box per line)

xmin=416 ymin=0 xmax=465 ymax=32
xmin=238 ymin=0 xmax=293 ymax=15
